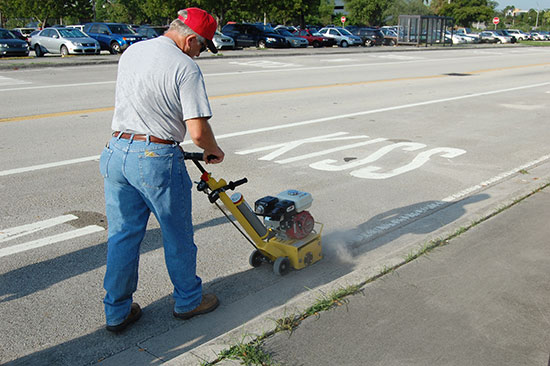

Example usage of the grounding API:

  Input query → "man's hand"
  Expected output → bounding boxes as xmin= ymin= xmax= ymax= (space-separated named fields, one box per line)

xmin=204 ymin=146 xmax=224 ymax=164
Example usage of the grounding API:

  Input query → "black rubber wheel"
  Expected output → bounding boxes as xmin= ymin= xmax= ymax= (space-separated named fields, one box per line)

xmin=312 ymin=40 xmax=321 ymax=48
xmin=34 ymin=44 xmax=44 ymax=57
xmin=110 ymin=41 xmax=121 ymax=54
xmin=340 ymin=40 xmax=348 ymax=48
xmin=364 ymin=39 xmax=373 ymax=47
xmin=249 ymin=250 xmax=265 ymax=268
xmin=273 ymin=257 xmax=291 ymax=276
xmin=60 ymin=45 xmax=69 ymax=57
xmin=257 ymin=39 xmax=266 ymax=48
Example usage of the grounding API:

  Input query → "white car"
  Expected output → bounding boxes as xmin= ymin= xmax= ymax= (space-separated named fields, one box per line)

xmin=212 ymin=30 xmax=235 ymax=50
xmin=318 ymin=27 xmax=362 ymax=47
xmin=479 ymin=30 xmax=513 ymax=43
xmin=445 ymin=31 xmax=468 ymax=44
xmin=506 ymin=29 xmax=529 ymax=41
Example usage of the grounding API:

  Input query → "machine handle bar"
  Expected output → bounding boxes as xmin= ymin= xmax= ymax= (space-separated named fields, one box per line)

xmin=183 ymin=152 xmax=218 ymax=162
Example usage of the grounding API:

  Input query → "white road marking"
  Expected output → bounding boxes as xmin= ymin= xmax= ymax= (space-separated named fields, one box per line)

xmin=311 ymin=142 xmax=427 ymax=171
xmin=0 ymin=156 xmax=100 ymax=177
xmin=0 ymin=75 xmax=31 ymax=86
xmin=0 ymin=214 xmax=78 ymax=243
xmin=349 ymin=153 xmax=550 ymax=243
xmin=0 ymin=80 xmax=115 ymax=92
xmin=350 ymin=147 xmax=466 ymax=179
xmin=1 ymin=81 xmax=549 ymax=177
xmin=0 ymin=225 xmax=105 ymax=258
xmin=228 ymin=60 xmax=301 ymax=68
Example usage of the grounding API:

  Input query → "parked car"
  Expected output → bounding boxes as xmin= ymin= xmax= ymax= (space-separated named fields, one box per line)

xmin=9 ymin=29 xmax=27 ymax=42
xmin=497 ymin=30 xmax=517 ymax=43
xmin=318 ymin=27 xmax=362 ymax=47
xmin=30 ymin=27 xmax=100 ymax=56
xmin=293 ymin=29 xmax=335 ymax=47
xmin=137 ymin=25 xmax=168 ymax=39
xmin=529 ymin=31 xmax=549 ymax=41
xmin=455 ymin=28 xmax=481 ymax=42
xmin=67 ymin=25 xmax=86 ymax=32
xmin=11 ymin=27 xmax=35 ymax=41
xmin=221 ymin=23 xmax=287 ymax=48
xmin=380 ymin=28 xmax=398 ymax=45
xmin=0 ymin=28 xmax=30 ymax=57
xmin=444 ymin=31 xmax=469 ymax=44
xmin=348 ymin=27 xmax=384 ymax=47
xmin=212 ymin=30 xmax=235 ymax=49
xmin=505 ymin=29 xmax=529 ymax=41
xmin=479 ymin=30 xmax=512 ymax=43
xmin=274 ymin=28 xmax=308 ymax=47
xmin=83 ymin=22 xmax=143 ymax=54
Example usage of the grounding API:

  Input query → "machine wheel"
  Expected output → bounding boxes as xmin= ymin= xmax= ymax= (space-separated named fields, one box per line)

xmin=340 ymin=40 xmax=348 ymax=48
xmin=34 ymin=44 xmax=44 ymax=57
xmin=110 ymin=41 xmax=121 ymax=54
xmin=364 ymin=38 xmax=373 ymax=47
xmin=60 ymin=45 xmax=69 ymax=57
xmin=312 ymin=40 xmax=321 ymax=48
xmin=273 ymin=257 xmax=291 ymax=276
xmin=257 ymin=39 xmax=266 ymax=48
xmin=249 ymin=250 xmax=266 ymax=268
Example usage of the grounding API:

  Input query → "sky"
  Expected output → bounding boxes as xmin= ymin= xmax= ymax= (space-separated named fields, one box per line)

xmin=495 ymin=0 xmax=548 ymax=10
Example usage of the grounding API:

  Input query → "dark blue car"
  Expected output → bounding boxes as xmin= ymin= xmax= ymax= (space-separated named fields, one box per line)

xmin=221 ymin=23 xmax=287 ymax=48
xmin=83 ymin=23 xmax=143 ymax=54
xmin=0 ymin=28 xmax=30 ymax=57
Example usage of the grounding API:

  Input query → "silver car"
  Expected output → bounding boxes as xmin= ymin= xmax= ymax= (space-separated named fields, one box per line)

xmin=318 ymin=27 xmax=362 ymax=47
xmin=274 ymin=28 xmax=308 ymax=47
xmin=30 ymin=27 xmax=100 ymax=57
xmin=212 ymin=30 xmax=235 ymax=50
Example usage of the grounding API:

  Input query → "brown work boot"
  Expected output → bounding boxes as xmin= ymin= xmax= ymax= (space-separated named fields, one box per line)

xmin=106 ymin=303 xmax=142 ymax=333
xmin=173 ymin=294 xmax=219 ymax=320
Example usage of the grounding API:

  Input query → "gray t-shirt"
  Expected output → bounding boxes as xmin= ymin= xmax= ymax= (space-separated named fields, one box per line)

xmin=111 ymin=36 xmax=212 ymax=142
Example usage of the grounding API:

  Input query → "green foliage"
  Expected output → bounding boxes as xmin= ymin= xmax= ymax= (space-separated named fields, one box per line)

xmin=438 ymin=0 xmax=495 ymax=27
xmin=383 ymin=0 xmax=433 ymax=25
xmin=345 ymin=0 xmax=390 ymax=26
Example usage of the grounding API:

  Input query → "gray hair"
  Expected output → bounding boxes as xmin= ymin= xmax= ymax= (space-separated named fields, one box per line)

xmin=169 ymin=9 xmax=206 ymax=44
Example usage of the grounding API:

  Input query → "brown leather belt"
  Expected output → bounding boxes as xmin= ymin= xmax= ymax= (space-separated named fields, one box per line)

xmin=113 ymin=131 xmax=176 ymax=145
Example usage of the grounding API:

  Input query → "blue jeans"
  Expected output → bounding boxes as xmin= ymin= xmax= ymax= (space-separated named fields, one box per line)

xmin=99 ymin=136 xmax=202 ymax=326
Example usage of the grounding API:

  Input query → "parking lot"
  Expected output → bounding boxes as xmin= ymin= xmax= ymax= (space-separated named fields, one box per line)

xmin=1 ymin=46 xmax=550 ymax=365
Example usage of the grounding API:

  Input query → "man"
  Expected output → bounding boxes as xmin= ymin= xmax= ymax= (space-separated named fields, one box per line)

xmin=99 ymin=8 xmax=224 ymax=333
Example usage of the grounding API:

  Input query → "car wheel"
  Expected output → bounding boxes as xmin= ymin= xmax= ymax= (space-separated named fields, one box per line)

xmin=110 ymin=41 xmax=121 ymax=54
xmin=364 ymin=38 xmax=373 ymax=47
xmin=312 ymin=40 xmax=321 ymax=48
xmin=390 ymin=39 xmax=397 ymax=46
xmin=60 ymin=45 xmax=69 ymax=57
xmin=497 ymin=39 xmax=502 ymax=44
xmin=34 ymin=44 xmax=43 ymax=57
xmin=257 ymin=39 xmax=266 ymax=48
xmin=340 ymin=40 xmax=348 ymax=47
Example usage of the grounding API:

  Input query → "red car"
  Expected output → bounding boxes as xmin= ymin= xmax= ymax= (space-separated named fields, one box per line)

xmin=293 ymin=29 xmax=336 ymax=47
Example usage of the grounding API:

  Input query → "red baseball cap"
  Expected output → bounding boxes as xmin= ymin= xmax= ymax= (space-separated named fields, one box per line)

xmin=178 ymin=8 xmax=218 ymax=54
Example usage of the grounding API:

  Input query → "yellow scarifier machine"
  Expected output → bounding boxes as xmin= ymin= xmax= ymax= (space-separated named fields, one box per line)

xmin=184 ymin=152 xmax=323 ymax=275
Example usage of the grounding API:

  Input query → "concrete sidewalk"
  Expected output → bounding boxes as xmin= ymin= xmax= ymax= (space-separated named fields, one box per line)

xmin=262 ymin=186 xmax=550 ymax=366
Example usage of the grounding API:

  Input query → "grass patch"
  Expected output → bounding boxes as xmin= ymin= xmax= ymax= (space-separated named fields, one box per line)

xmin=218 ymin=337 xmax=277 ymax=366
xmin=519 ymin=169 xmax=529 ymax=174
xmin=518 ymin=40 xmax=550 ymax=46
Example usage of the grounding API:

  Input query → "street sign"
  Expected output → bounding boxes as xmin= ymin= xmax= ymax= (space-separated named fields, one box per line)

xmin=493 ymin=17 xmax=500 ymax=25
xmin=341 ymin=16 xmax=346 ymax=24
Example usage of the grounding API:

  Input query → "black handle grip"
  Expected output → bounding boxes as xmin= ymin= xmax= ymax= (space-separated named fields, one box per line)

xmin=183 ymin=152 xmax=204 ymax=161
xmin=227 ymin=178 xmax=248 ymax=190
xmin=183 ymin=152 xmax=219 ymax=162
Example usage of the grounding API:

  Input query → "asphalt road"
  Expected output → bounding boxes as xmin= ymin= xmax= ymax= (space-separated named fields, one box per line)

xmin=1 ymin=47 xmax=549 ymax=365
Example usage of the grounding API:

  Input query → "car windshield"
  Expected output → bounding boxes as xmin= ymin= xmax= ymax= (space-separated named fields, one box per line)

xmin=58 ymin=28 xmax=86 ymax=38
xmin=0 ymin=29 xmax=17 ymax=39
xmin=338 ymin=28 xmax=353 ymax=36
xmin=277 ymin=29 xmax=293 ymax=37
xmin=255 ymin=24 xmax=276 ymax=33
xmin=312 ymin=32 xmax=322 ymax=36
xmin=108 ymin=24 xmax=135 ymax=34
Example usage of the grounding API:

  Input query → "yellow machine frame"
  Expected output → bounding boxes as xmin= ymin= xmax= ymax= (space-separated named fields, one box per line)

xmin=201 ymin=171 xmax=323 ymax=273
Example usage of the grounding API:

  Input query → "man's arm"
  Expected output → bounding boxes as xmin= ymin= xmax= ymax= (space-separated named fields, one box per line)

xmin=186 ymin=117 xmax=225 ymax=164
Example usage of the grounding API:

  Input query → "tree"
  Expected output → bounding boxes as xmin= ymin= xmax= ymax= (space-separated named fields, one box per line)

xmin=345 ymin=0 xmax=390 ymax=26
xmin=437 ymin=0 xmax=495 ymax=27
xmin=384 ymin=0 xmax=432 ymax=25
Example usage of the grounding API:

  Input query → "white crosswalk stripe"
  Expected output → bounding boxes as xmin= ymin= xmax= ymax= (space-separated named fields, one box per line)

xmin=0 ymin=75 xmax=31 ymax=86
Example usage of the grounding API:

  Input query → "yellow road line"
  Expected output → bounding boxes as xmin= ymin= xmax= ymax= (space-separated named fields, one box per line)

xmin=2 ymin=62 xmax=549 ymax=124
